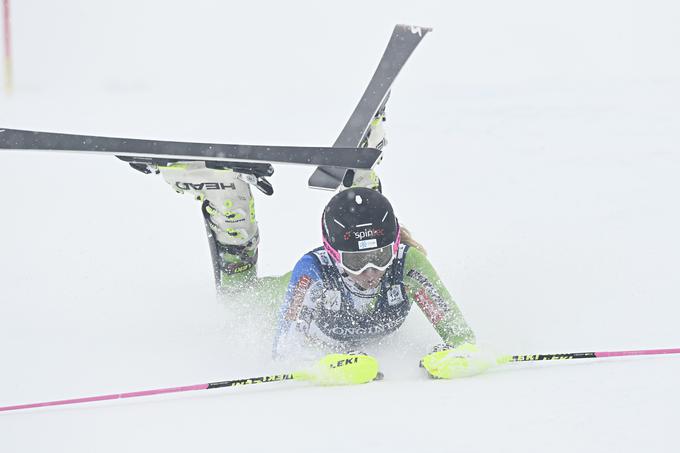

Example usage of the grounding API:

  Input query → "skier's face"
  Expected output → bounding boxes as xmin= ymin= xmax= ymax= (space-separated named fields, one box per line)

xmin=347 ymin=267 xmax=386 ymax=290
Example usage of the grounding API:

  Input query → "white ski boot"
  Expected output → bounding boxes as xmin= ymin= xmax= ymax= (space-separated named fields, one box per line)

xmin=342 ymin=104 xmax=427 ymax=255
xmin=347 ymin=105 xmax=387 ymax=191
xmin=158 ymin=162 xmax=260 ymax=289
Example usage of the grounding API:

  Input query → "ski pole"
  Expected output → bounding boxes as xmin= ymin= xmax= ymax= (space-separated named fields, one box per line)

xmin=503 ymin=347 xmax=680 ymax=363
xmin=0 ymin=374 xmax=295 ymax=413
xmin=0 ymin=353 xmax=381 ymax=413
xmin=423 ymin=345 xmax=680 ymax=379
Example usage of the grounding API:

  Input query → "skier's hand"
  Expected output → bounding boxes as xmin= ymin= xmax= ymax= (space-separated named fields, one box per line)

xmin=295 ymin=353 xmax=382 ymax=386
xmin=420 ymin=343 xmax=499 ymax=379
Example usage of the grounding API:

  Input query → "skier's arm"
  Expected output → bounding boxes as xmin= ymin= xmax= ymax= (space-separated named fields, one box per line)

xmin=403 ymin=248 xmax=475 ymax=347
xmin=272 ymin=255 xmax=326 ymax=360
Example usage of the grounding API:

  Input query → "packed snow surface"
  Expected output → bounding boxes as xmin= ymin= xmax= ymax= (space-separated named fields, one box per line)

xmin=1 ymin=1 xmax=679 ymax=452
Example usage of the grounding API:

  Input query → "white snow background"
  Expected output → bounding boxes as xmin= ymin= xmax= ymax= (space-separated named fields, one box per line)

xmin=1 ymin=0 xmax=679 ymax=451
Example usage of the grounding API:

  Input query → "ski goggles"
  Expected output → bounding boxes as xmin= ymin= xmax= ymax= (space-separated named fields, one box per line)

xmin=337 ymin=243 xmax=396 ymax=275
xmin=323 ymin=228 xmax=401 ymax=275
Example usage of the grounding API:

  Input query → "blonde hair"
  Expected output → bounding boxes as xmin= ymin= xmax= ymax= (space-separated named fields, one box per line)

xmin=399 ymin=224 xmax=427 ymax=256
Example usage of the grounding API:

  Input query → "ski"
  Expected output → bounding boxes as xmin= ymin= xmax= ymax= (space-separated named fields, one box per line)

xmin=0 ymin=128 xmax=382 ymax=169
xmin=308 ymin=24 xmax=432 ymax=190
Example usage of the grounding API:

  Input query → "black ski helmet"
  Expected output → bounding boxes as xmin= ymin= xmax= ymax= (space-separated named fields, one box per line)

xmin=322 ymin=188 xmax=400 ymax=263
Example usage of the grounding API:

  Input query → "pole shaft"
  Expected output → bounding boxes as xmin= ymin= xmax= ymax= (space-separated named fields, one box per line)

xmin=2 ymin=0 xmax=11 ymax=94
xmin=0 ymin=373 xmax=295 ymax=412
xmin=511 ymin=347 xmax=680 ymax=363
xmin=595 ymin=348 xmax=680 ymax=358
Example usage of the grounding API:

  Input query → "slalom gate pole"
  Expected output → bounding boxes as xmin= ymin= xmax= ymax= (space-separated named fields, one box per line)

xmin=505 ymin=347 xmax=680 ymax=363
xmin=2 ymin=0 xmax=11 ymax=94
xmin=0 ymin=373 xmax=295 ymax=413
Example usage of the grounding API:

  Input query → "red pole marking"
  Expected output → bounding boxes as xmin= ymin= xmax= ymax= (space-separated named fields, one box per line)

xmin=2 ymin=0 xmax=9 ymax=58
xmin=595 ymin=348 xmax=680 ymax=358
xmin=3 ymin=0 xmax=12 ymax=92
xmin=0 ymin=384 xmax=210 ymax=412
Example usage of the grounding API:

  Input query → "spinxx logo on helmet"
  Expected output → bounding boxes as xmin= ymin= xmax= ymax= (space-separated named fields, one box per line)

xmin=343 ymin=228 xmax=385 ymax=241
